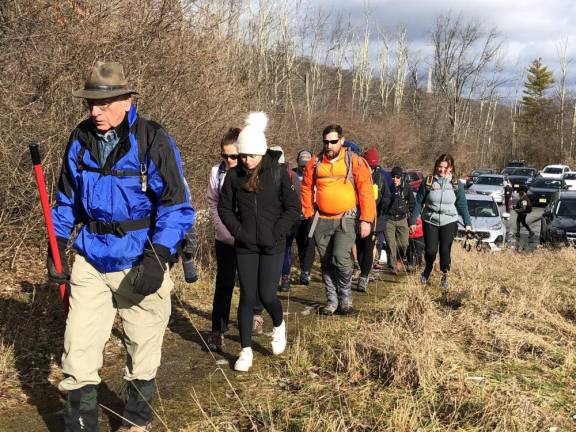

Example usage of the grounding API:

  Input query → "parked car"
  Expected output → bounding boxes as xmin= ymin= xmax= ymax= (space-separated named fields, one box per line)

xmin=527 ymin=177 xmax=566 ymax=206
xmin=506 ymin=159 xmax=526 ymax=168
xmin=404 ymin=169 xmax=424 ymax=193
xmin=562 ymin=172 xmax=576 ymax=190
xmin=540 ymin=191 xmax=576 ymax=246
xmin=507 ymin=167 xmax=538 ymax=191
xmin=465 ymin=168 xmax=497 ymax=188
xmin=456 ymin=193 xmax=508 ymax=250
xmin=540 ymin=164 xmax=571 ymax=180
xmin=468 ymin=174 xmax=505 ymax=204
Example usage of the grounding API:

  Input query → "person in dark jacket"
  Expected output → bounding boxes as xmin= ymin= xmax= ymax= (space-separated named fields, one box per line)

xmin=293 ymin=150 xmax=316 ymax=285
xmin=514 ymin=188 xmax=534 ymax=238
xmin=354 ymin=148 xmax=390 ymax=291
xmin=410 ymin=154 xmax=472 ymax=289
xmin=48 ymin=62 xmax=194 ymax=432
xmin=218 ymin=112 xmax=300 ymax=372
xmin=382 ymin=166 xmax=414 ymax=275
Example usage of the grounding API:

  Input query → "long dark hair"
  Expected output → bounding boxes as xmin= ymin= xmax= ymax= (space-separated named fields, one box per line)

xmin=242 ymin=158 xmax=263 ymax=192
xmin=433 ymin=153 xmax=456 ymax=178
xmin=220 ymin=127 xmax=240 ymax=149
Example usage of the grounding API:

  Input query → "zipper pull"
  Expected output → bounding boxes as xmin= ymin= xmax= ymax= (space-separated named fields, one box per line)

xmin=140 ymin=163 xmax=147 ymax=192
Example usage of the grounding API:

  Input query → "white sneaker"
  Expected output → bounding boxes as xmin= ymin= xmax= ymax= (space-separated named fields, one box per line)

xmin=234 ymin=348 xmax=253 ymax=372
xmin=271 ymin=321 xmax=287 ymax=355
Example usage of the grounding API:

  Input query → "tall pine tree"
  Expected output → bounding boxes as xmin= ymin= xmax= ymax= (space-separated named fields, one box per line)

xmin=521 ymin=57 xmax=555 ymax=116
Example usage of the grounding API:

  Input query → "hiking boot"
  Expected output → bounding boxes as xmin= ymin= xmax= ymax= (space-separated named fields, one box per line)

xmin=440 ymin=273 xmax=449 ymax=290
xmin=337 ymin=305 xmax=353 ymax=316
xmin=319 ymin=304 xmax=337 ymax=316
xmin=299 ymin=271 xmax=311 ymax=285
xmin=206 ymin=331 xmax=224 ymax=352
xmin=356 ymin=276 xmax=369 ymax=293
xmin=514 ymin=232 xmax=520 ymax=238
xmin=234 ymin=348 xmax=253 ymax=372
xmin=421 ymin=269 xmax=431 ymax=285
xmin=271 ymin=321 xmax=287 ymax=355
xmin=279 ymin=274 xmax=290 ymax=292
xmin=389 ymin=267 xmax=399 ymax=276
xmin=252 ymin=314 xmax=264 ymax=335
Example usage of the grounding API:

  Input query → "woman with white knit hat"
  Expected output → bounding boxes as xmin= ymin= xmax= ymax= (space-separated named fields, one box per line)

xmin=218 ymin=112 xmax=301 ymax=371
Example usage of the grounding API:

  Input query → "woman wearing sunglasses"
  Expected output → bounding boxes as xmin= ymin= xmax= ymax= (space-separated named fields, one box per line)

xmin=206 ymin=127 xmax=242 ymax=352
xmin=219 ymin=112 xmax=300 ymax=371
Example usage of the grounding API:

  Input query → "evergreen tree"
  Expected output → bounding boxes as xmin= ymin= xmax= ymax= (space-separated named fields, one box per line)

xmin=521 ymin=57 xmax=555 ymax=115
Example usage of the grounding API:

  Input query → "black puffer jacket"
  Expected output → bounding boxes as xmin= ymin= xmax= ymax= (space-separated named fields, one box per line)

xmin=218 ymin=150 xmax=301 ymax=255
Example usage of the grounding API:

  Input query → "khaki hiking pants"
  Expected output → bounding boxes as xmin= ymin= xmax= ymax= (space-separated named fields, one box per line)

xmin=58 ymin=254 xmax=173 ymax=392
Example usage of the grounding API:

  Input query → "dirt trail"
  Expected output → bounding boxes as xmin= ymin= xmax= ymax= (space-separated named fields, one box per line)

xmin=0 ymin=268 xmax=398 ymax=431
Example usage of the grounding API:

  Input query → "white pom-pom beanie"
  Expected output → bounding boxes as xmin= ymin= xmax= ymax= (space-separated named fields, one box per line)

xmin=237 ymin=112 xmax=268 ymax=155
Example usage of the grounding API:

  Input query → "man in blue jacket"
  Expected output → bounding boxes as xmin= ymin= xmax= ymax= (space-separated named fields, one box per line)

xmin=47 ymin=62 xmax=194 ymax=432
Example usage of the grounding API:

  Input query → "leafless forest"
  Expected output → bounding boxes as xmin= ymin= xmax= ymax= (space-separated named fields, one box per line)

xmin=1 ymin=0 xmax=574 ymax=267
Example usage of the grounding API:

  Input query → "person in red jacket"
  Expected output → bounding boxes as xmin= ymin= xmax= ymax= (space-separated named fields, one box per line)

xmin=301 ymin=124 xmax=375 ymax=315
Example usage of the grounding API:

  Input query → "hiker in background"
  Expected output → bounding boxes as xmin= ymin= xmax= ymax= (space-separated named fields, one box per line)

xmin=48 ymin=62 xmax=194 ymax=432
xmin=219 ymin=112 xmax=300 ymax=372
xmin=407 ymin=216 xmax=424 ymax=268
xmin=410 ymin=154 xmax=471 ymax=290
xmin=354 ymin=147 xmax=390 ymax=292
xmin=382 ymin=166 xmax=414 ymax=275
xmin=514 ymin=188 xmax=534 ymax=238
xmin=205 ymin=127 xmax=241 ymax=352
xmin=503 ymin=177 xmax=513 ymax=214
xmin=293 ymin=150 xmax=316 ymax=285
xmin=301 ymin=124 xmax=375 ymax=315
xmin=269 ymin=145 xmax=301 ymax=292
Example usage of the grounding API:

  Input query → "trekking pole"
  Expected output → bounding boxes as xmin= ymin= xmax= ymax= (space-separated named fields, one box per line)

xmin=29 ymin=143 xmax=69 ymax=313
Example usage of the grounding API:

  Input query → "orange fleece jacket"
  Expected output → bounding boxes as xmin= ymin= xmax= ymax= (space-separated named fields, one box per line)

xmin=301 ymin=148 xmax=376 ymax=223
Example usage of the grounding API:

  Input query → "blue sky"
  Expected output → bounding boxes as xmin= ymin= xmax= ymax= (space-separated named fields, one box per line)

xmin=310 ymin=0 xmax=576 ymax=97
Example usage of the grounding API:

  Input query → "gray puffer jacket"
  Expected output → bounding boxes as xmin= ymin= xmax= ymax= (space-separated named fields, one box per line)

xmin=410 ymin=175 xmax=471 ymax=227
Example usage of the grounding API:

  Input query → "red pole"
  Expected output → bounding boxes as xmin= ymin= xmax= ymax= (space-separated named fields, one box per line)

xmin=29 ymin=143 xmax=69 ymax=313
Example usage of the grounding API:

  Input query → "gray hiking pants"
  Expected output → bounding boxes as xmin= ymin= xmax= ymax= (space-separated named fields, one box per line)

xmin=385 ymin=218 xmax=409 ymax=268
xmin=314 ymin=217 xmax=356 ymax=308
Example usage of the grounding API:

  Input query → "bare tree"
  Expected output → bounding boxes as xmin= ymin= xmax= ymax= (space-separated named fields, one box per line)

xmin=393 ymin=26 xmax=408 ymax=114
xmin=431 ymin=13 xmax=503 ymax=145
xmin=556 ymin=39 xmax=570 ymax=159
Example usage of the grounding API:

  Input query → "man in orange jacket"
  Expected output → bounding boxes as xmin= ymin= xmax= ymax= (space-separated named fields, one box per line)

xmin=301 ymin=124 xmax=376 ymax=315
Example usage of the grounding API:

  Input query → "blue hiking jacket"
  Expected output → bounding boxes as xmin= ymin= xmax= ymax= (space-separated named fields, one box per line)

xmin=51 ymin=104 xmax=195 ymax=272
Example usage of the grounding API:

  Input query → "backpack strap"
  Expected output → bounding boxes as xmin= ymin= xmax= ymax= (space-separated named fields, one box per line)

xmin=136 ymin=116 xmax=152 ymax=192
xmin=216 ymin=160 xmax=227 ymax=191
xmin=425 ymin=175 xmax=434 ymax=190
xmin=451 ymin=176 xmax=459 ymax=191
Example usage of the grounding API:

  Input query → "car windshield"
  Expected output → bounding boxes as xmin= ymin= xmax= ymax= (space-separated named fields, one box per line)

xmin=512 ymin=168 xmax=534 ymax=176
xmin=563 ymin=173 xmax=576 ymax=180
xmin=543 ymin=167 xmax=563 ymax=174
xmin=467 ymin=200 xmax=499 ymax=217
xmin=501 ymin=167 xmax=515 ymax=175
xmin=475 ymin=176 xmax=503 ymax=186
xmin=472 ymin=169 xmax=492 ymax=175
xmin=556 ymin=200 xmax=576 ymax=217
xmin=531 ymin=178 xmax=562 ymax=188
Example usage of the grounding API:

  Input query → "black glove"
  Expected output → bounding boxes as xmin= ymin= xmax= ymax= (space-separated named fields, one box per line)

xmin=132 ymin=246 xmax=170 ymax=296
xmin=47 ymin=236 xmax=70 ymax=284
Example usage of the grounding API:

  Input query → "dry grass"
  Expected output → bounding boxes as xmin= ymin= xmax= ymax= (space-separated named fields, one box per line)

xmin=182 ymin=247 xmax=576 ymax=431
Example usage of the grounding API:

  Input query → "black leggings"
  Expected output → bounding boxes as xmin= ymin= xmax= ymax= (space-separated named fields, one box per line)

xmin=516 ymin=213 xmax=531 ymax=233
xmin=211 ymin=240 xmax=237 ymax=333
xmin=355 ymin=234 xmax=375 ymax=277
xmin=236 ymin=252 xmax=284 ymax=348
xmin=295 ymin=219 xmax=316 ymax=273
xmin=423 ymin=221 xmax=457 ymax=273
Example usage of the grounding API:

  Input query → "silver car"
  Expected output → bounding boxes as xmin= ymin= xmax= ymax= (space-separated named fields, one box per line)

xmin=468 ymin=174 xmax=505 ymax=204
xmin=456 ymin=193 xmax=509 ymax=250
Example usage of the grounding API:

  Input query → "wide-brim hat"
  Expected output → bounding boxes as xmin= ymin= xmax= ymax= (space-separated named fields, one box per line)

xmin=72 ymin=61 xmax=139 ymax=100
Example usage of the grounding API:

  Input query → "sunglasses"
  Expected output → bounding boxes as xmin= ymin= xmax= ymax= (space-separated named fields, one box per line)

xmin=83 ymin=97 xmax=125 ymax=111
xmin=221 ymin=153 xmax=239 ymax=160
xmin=322 ymin=139 xmax=340 ymax=145
xmin=392 ymin=175 xmax=402 ymax=179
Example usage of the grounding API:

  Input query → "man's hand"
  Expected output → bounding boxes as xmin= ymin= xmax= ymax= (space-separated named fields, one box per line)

xmin=47 ymin=237 xmax=70 ymax=284
xmin=465 ymin=225 xmax=473 ymax=233
xmin=409 ymin=225 xmax=417 ymax=234
xmin=132 ymin=249 xmax=167 ymax=296
xmin=359 ymin=221 xmax=371 ymax=239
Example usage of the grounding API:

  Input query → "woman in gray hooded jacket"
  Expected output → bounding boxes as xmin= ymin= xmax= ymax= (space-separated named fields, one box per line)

xmin=409 ymin=154 xmax=472 ymax=289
